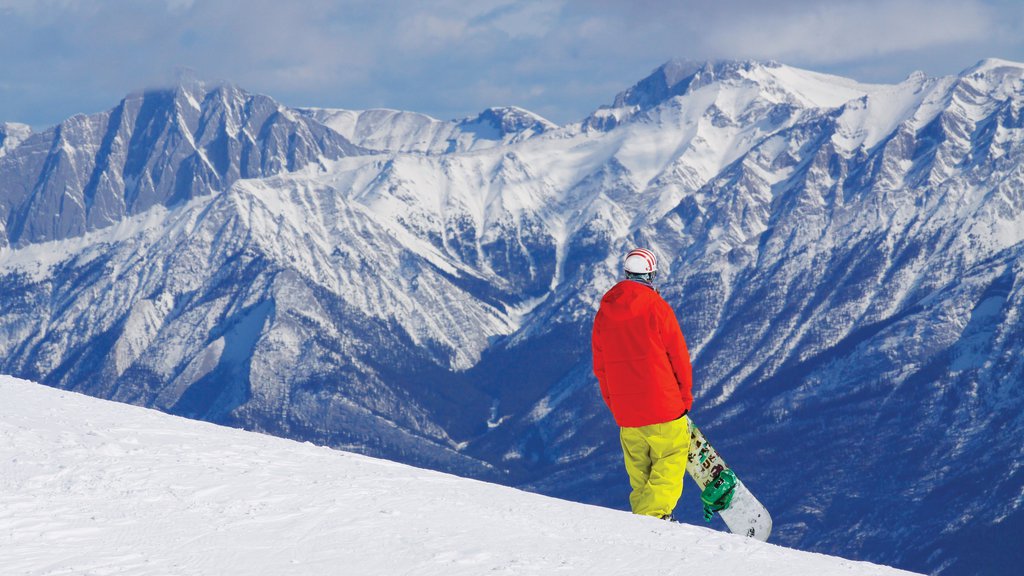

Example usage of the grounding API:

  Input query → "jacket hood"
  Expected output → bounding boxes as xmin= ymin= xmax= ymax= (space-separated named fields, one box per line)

xmin=599 ymin=280 xmax=656 ymax=320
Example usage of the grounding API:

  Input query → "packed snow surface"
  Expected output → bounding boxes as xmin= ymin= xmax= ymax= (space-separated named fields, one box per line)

xmin=0 ymin=376 xmax=917 ymax=576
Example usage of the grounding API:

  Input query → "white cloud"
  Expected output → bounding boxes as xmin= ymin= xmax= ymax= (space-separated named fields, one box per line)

xmin=473 ymin=1 xmax=565 ymax=38
xmin=0 ymin=0 xmax=1022 ymax=127
xmin=702 ymin=0 xmax=997 ymax=64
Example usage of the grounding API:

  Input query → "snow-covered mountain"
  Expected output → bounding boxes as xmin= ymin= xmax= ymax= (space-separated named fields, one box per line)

xmin=0 ymin=78 xmax=360 ymax=248
xmin=1 ymin=58 xmax=1023 ymax=575
xmin=300 ymin=105 xmax=556 ymax=154
xmin=0 ymin=375 xmax=919 ymax=576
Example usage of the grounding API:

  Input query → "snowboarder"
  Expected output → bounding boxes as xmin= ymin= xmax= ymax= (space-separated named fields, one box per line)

xmin=591 ymin=248 xmax=693 ymax=520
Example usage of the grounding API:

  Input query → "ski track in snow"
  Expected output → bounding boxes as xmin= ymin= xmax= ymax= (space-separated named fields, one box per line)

xmin=0 ymin=376 xmax=917 ymax=576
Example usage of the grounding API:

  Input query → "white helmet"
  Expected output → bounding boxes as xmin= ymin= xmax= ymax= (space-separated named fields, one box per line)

xmin=624 ymin=248 xmax=657 ymax=274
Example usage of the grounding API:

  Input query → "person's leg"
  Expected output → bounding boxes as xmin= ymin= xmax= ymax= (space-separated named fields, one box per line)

xmin=643 ymin=416 xmax=691 ymax=519
xmin=620 ymin=426 xmax=653 ymax=514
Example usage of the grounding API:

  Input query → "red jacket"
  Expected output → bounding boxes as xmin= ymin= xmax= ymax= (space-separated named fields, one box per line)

xmin=591 ymin=280 xmax=693 ymax=428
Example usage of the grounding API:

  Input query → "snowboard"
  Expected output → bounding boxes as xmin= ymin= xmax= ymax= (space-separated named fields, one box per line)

xmin=686 ymin=420 xmax=772 ymax=542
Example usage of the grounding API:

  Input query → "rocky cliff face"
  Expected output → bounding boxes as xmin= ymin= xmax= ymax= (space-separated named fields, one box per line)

xmin=0 ymin=80 xmax=360 ymax=248
xmin=1 ymin=59 xmax=1022 ymax=575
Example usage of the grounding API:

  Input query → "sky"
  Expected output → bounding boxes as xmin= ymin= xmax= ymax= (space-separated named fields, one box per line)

xmin=1 ymin=0 xmax=1023 ymax=128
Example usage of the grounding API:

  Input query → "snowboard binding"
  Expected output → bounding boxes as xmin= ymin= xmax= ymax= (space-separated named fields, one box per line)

xmin=700 ymin=468 xmax=737 ymax=521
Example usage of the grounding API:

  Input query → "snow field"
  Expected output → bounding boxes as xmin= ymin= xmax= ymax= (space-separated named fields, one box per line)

xmin=0 ymin=376 xmax=918 ymax=575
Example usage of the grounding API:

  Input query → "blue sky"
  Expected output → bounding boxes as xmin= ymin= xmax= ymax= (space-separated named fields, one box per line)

xmin=2 ymin=0 xmax=1023 ymax=128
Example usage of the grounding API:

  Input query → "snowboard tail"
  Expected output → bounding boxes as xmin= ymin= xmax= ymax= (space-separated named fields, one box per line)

xmin=687 ymin=420 xmax=772 ymax=541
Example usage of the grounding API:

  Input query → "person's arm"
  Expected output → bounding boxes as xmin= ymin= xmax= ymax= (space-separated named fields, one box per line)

xmin=661 ymin=303 xmax=693 ymax=410
xmin=591 ymin=315 xmax=611 ymax=409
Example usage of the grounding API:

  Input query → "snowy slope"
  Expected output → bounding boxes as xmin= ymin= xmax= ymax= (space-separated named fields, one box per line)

xmin=0 ymin=375 xmax=917 ymax=576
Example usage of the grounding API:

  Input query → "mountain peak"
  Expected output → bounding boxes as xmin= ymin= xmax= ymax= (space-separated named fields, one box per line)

xmin=957 ymin=57 xmax=1024 ymax=99
xmin=0 ymin=76 xmax=359 ymax=247
xmin=610 ymin=59 xmax=782 ymax=110
xmin=458 ymin=106 xmax=557 ymax=139
xmin=583 ymin=58 xmax=867 ymax=131
xmin=171 ymin=66 xmax=208 ymax=99
xmin=963 ymin=57 xmax=1024 ymax=76
xmin=130 ymin=71 xmax=256 ymax=116
xmin=0 ymin=122 xmax=32 ymax=158
xmin=608 ymin=59 xmax=700 ymax=110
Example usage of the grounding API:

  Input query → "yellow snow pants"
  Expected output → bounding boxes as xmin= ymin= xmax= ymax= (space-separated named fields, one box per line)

xmin=619 ymin=415 xmax=690 ymax=518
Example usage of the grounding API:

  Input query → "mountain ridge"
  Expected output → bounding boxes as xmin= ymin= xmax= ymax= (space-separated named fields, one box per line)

xmin=0 ymin=80 xmax=363 ymax=248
